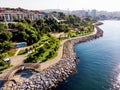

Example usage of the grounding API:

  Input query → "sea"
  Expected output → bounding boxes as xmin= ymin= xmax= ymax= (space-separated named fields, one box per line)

xmin=54 ymin=20 xmax=120 ymax=90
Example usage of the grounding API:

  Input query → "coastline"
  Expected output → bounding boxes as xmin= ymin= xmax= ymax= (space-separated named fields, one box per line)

xmin=40 ymin=24 xmax=100 ymax=70
xmin=2 ymin=25 xmax=103 ymax=90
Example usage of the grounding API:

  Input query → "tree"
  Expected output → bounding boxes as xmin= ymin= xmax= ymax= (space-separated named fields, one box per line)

xmin=36 ymin=19 xmax=44 ymax=26
xmin=0 ymin=41 xmax=14 ymax=53
xmin=3 ymin=41 xmax=14 ymax=51
xmin=45 ymin=26 xmax=51 ymax=33
xmin=0 ymin=60 xmax=5 ymax=66
xmin=45 ymin=18 xmax=56 ymax=25
xmin=16 ymin=22 xmax=26 ymax=31
xmin=0 ymin=32 xmax=12 ymax=42
xmin=0 ymin=22 xmax=8 ymax=31
xmin=58 ymin=12 xmax=66 ymax=19
xmin=25 ymin=18 xmax=32 ymax=24
xmin=17 ymin=31 xmax=28 ymax=41
xmin=18 ymin=19 xmax=26 ymax=23
xmin=29 ymin=34 xmax=38 ymax=44
xmin=8 ymin=23 xmax=17 ymax=29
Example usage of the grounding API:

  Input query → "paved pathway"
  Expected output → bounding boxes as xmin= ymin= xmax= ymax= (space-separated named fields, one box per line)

xmin=11 ymin=46 xmax=30 ymax=66
xmin=14 ymin=48 xmax=20 ymax=57
xmin=0 ymin=28 xmax=97 ymax=81
xmin=40 ymin=29 xmax=97 ymax=70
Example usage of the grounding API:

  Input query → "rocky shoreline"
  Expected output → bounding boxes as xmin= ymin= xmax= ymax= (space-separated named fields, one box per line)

xmin=1 ymin=26 xmax=103 ymax=90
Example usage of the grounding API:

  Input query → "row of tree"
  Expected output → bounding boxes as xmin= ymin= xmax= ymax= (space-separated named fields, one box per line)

xmin=25 ymin=34 xmax=60 ymax=63
xmin=0 ymin=23 xmax=14 ymax=53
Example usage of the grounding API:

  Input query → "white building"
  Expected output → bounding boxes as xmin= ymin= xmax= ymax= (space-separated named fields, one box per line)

xmin=91 ymin=9 xmax=97 ymax=18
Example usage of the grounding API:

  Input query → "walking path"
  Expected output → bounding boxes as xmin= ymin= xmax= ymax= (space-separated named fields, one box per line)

xmin=0 ymin=28 xmax=97 ymax=80
xmin=10 ymin=46 xmax=30 ymax=66
xmin=14 ymin=48 xmax=20 ymax=57
xmin=40 ymin=28 xmax=97 ymax=70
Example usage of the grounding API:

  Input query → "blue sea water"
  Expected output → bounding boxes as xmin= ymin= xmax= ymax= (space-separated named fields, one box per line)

xmin=54 ymin=20 xmax=120 ymax=90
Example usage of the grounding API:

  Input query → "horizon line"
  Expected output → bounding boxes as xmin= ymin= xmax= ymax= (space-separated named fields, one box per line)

xmin=1 ymin=7 xmax=120 ymax=12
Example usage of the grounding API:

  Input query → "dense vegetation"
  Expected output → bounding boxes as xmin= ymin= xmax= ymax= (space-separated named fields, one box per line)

xmin=25 ymin=34 xmax=60 ymax=63
xmin=0 ymin=23 xmax=14 ymax=71
xmin=0 ymin=53 xmax=11 ymax=72
xmin=0 ymin=12 xmax=94 ymax=69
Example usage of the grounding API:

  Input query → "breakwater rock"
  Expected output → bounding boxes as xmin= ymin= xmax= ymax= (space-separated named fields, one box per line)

xmin=2 ymin=26 xmax=103 ymax=90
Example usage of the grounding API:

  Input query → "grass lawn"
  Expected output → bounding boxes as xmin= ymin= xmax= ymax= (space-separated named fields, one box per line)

xmin=18 ymin=49 xmax=27 ymax=55
xmin=5 ymin=49 xmax=16 ymax=57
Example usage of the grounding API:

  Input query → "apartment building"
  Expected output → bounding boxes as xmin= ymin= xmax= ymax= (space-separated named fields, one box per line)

xmin=0 ymin=8 xmax=45 ymax=22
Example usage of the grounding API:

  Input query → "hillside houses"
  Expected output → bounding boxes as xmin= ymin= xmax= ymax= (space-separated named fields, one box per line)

xmin=0 ymin=7 xmax=45 ymax=22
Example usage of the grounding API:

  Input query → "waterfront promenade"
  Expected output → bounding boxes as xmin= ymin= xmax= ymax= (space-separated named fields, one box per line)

xmin=1 ymin=25 xmax=103 ymax=89
xmin=40 ymin=27 xmax=97 ymax=70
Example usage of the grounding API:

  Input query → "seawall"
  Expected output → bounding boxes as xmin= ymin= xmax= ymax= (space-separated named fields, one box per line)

xmin=2 ymin=26 xmax=103 ymax=90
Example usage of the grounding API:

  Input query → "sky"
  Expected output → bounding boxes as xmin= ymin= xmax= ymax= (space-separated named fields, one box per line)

xmin=0 ymin=0 xmax=120 ymax=11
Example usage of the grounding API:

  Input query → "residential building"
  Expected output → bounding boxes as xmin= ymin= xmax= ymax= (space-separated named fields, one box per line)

xmin=91 ymin=9 xmax=97 ymax=18
xmin=0 ymin=7 xmax=45 ymax=22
